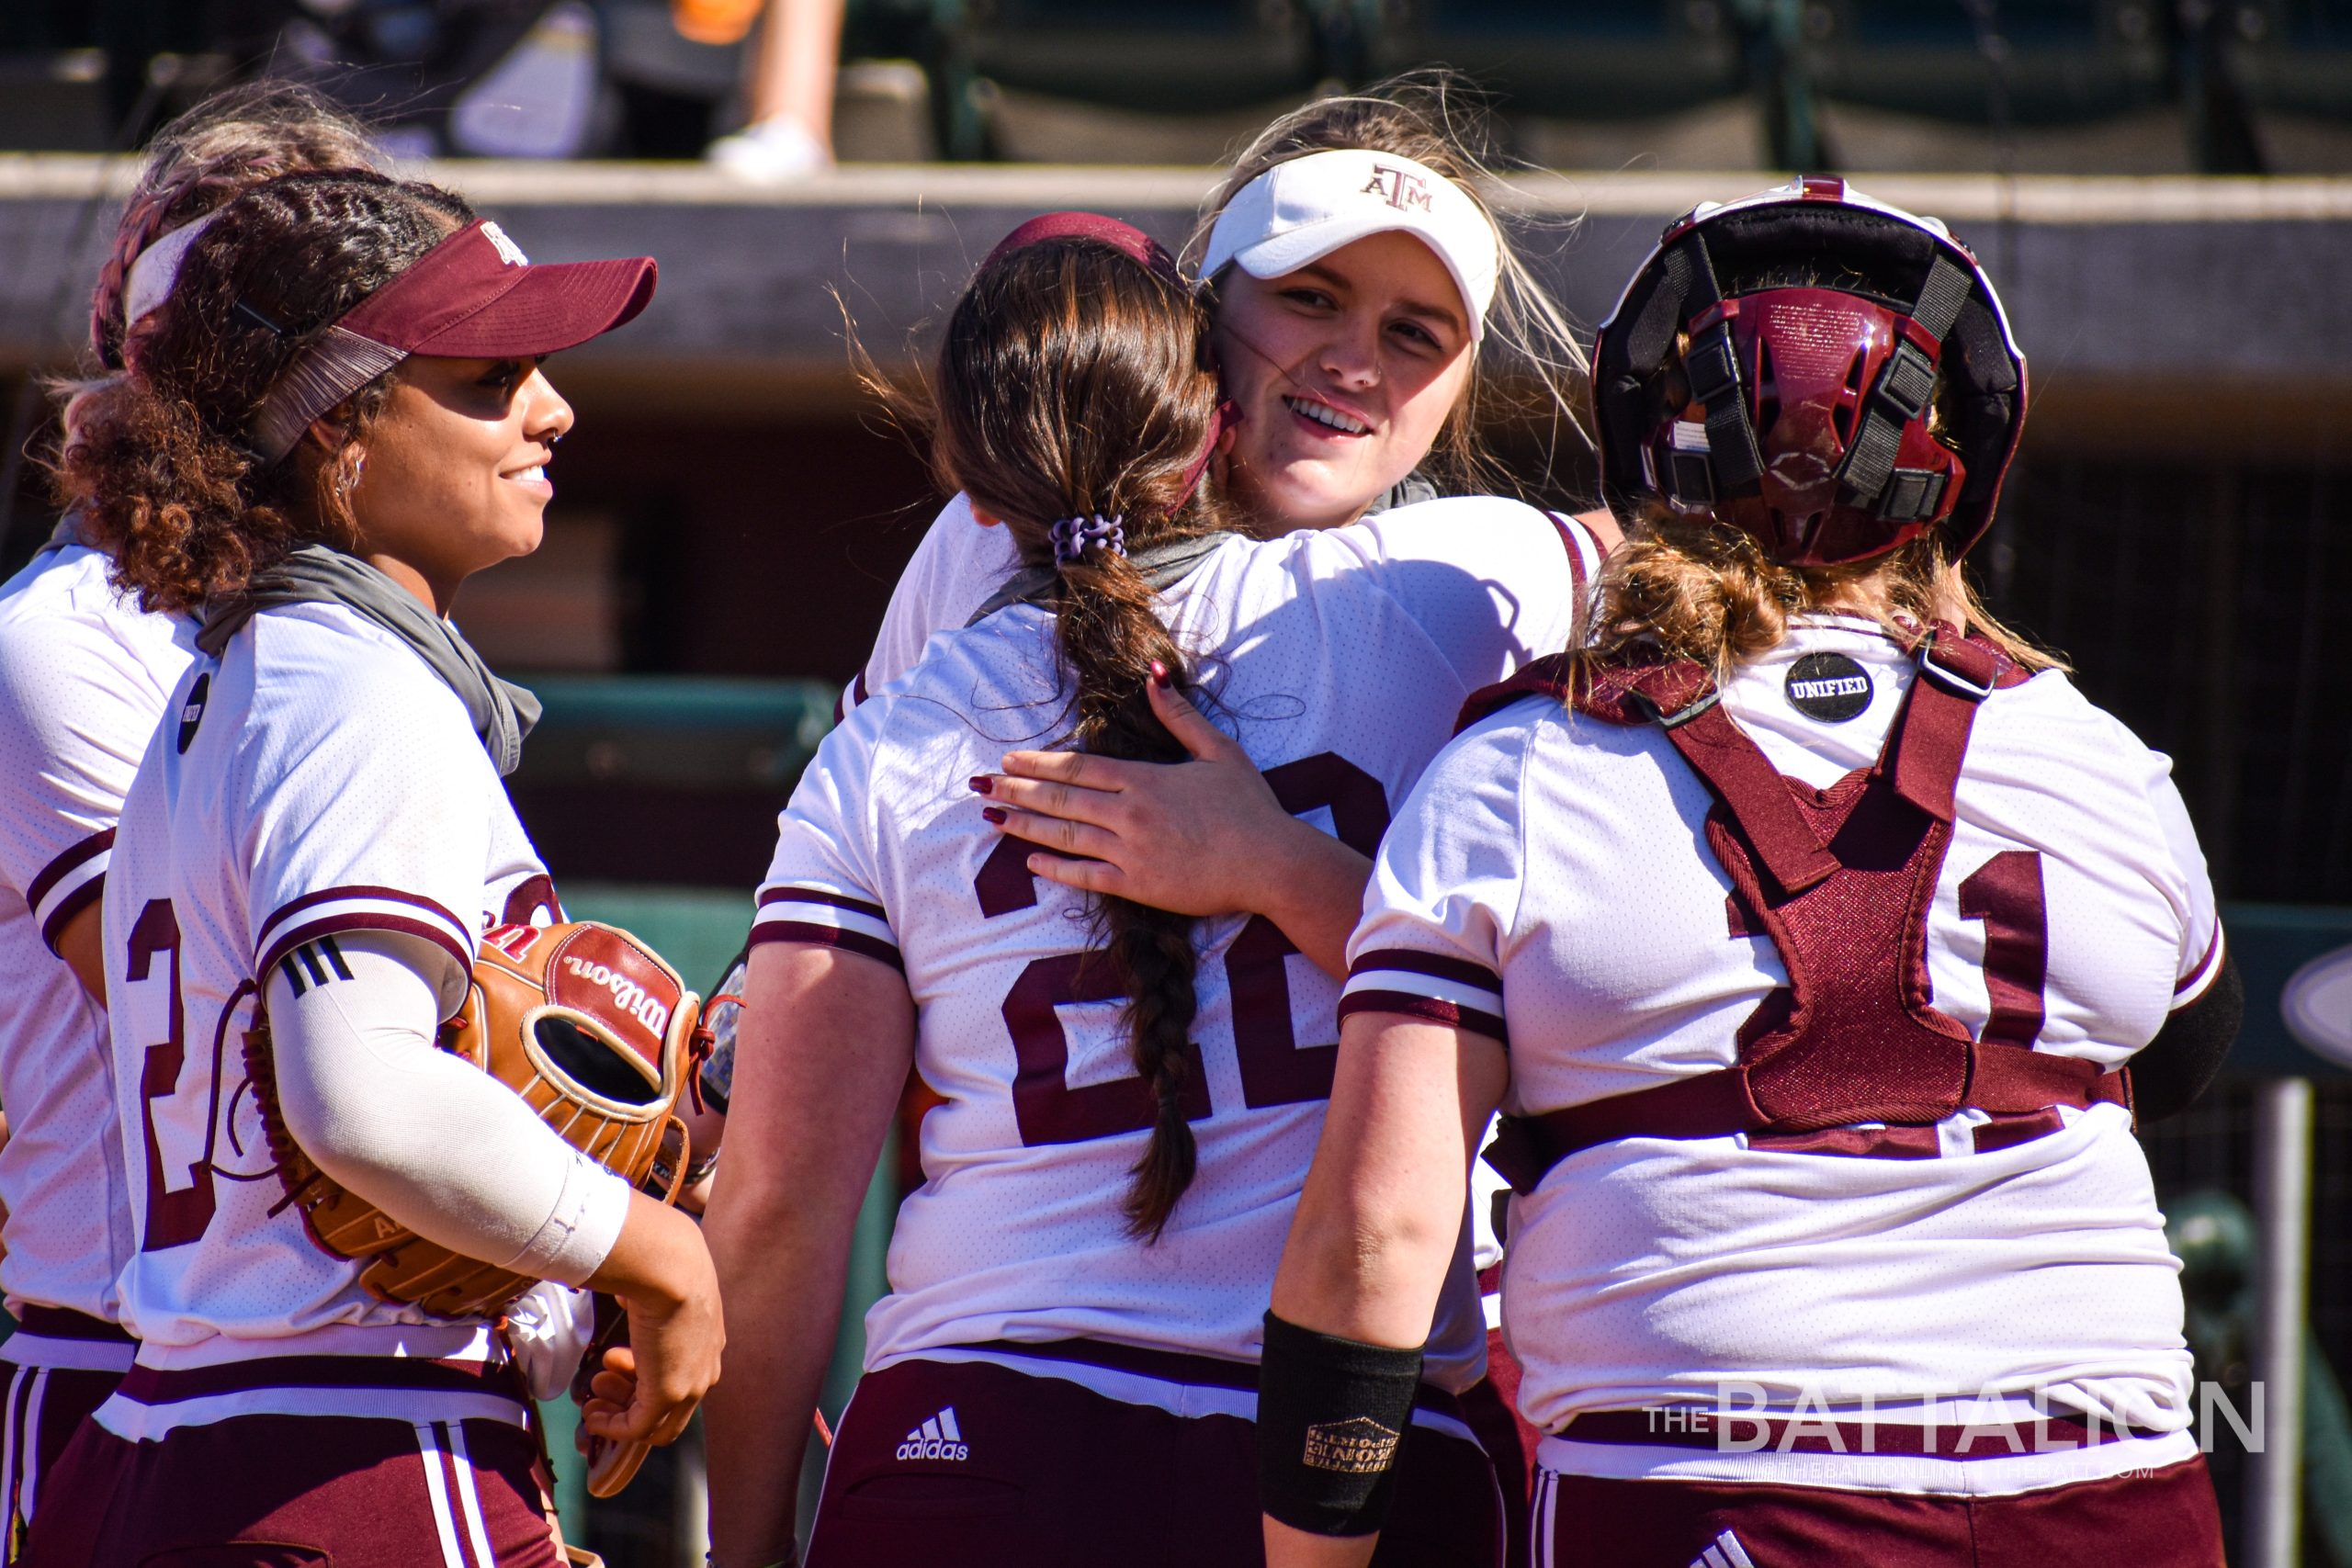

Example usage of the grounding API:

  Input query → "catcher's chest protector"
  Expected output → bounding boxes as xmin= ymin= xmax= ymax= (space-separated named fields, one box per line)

xmin=1482 ymin=633 xmax=2129 ymax=1195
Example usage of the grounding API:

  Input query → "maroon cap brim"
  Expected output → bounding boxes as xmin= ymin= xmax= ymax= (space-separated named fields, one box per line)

xmin=408 ymin=255 xmax=659 ymax=358
xmin=338 ymin=220 xmax=658 ymax=360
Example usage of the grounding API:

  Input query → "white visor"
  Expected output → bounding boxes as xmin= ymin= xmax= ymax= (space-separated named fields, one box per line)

xmin=1201 ymin=149 xmax=1499 ymax=344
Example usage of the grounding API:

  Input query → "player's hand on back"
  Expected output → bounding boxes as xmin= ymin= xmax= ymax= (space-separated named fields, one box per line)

xmin=978 ymin=664 xmax=1301 ymax=919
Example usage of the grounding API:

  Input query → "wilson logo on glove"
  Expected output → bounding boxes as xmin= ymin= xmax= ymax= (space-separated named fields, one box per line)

xmin=548 ymin=927 xmax=677 ymax=1044
xmin=246 ymin=919 xmax=715 ymax=1324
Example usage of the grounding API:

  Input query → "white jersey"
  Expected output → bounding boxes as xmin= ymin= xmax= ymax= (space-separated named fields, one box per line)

xmin=763 ymin=498 xmax=1600 ymax=1388
xmin=845 ymin=491 xmax=1566 ymax=1301
xmin=0 ymin=541 xmax=195 ymax=1332
xmin=103 ymin=602 xmax=560 ymax=1367
xmin=1346 ymin=615 xmax=2220 ymax=1480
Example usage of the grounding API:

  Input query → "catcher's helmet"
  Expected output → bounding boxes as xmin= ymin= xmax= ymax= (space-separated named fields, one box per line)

xmin=1591 ymin=176 xmax=2027 ymax=567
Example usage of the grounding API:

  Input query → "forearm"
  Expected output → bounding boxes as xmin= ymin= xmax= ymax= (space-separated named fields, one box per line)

xmin=702 ymin=1180 xmax=854 ymax=1563
xmin=1266 ymin=1517 xmax=1378 ymax=1568
xmin=705 ymin=943 xmax=914 ymax=1564
xmin=1252 ymin=820 xmax=1373 ymax=983
xmin=1271 ymin=1017 xmax=1502 ymax=1348
xmin=1261 ymin=1019 xmax=1505 ymax=1563
xmin=266 ymin=934 xmax=629 ymax=1285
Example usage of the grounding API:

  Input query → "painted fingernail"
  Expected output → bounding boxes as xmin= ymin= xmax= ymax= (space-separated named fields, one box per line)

xmin=1149 ymin=660 xmax=1170 ymax=689
xmin=968 ymin=774 xmax=993 ymax=795
xmin=981 ymin=806 xmax=1008 ymax=824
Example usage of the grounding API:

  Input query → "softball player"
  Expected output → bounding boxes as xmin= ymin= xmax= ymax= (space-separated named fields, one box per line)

xmin=0 ymin=85 xmax=379 ymax=1551
xmin=703 ymin=215 xmax=1600 ymax=1568
xmin=25 ymin=169 xmax=720 ymax=1566
xmin=1261 ymin=180 xmax=2240 ymax=1567
xmin=834 ymin=83 xmax=1609 ymax=1535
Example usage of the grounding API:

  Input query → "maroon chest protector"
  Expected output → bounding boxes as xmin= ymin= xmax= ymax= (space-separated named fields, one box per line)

xmin=1476 ymin=631 xmax=2131 ymax=1196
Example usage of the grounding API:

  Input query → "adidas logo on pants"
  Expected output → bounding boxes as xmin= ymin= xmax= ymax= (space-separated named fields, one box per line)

xmin=1690 ymin=1529 xmax=1757 ymax=1568
xmin=896 ymin=1405 xmax=969 ymax=1462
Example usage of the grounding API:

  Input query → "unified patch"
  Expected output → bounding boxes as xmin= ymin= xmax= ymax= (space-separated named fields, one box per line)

xmin=1784 ymin=651 xmax=1872 ymax=723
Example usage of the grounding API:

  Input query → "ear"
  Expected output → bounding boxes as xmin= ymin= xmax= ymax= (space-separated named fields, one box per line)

xmin=299 ymin=418 xmax=344 ymax=458
xmin=969 ymin=499 xmax=1003 ymax=528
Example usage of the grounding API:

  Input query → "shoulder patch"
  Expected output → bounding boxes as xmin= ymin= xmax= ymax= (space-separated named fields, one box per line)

xmin=1784 ymin=651 xmax=1872 ymax=722
xmin=175 ymin=671 xmax=210 ymax=753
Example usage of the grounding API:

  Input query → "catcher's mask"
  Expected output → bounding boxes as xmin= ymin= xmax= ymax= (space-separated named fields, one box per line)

xmin=1591 ymin=176 xmax=2027 ymax=567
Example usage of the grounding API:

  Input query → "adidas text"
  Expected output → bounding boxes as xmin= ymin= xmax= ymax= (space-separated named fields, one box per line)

xmin=897 ymin=1405 xmax=968 ymax=1462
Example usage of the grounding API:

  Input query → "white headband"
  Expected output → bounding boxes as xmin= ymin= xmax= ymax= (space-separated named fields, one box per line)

xmin=1202 ymin=149 xmax=1499 ymax=343
xmin=123 ymin=209 xmax=223 ymax=329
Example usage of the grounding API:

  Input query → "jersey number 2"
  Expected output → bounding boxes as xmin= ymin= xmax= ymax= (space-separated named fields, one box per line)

xmin=978 ymin=752 xmax=1389 ymax=1147
xmin=128 ymin=898 xmax=218 ymax=1250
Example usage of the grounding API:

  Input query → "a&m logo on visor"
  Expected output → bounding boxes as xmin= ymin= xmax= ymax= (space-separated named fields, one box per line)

xmin=481 ymin=221 xmax=530 ymax=267
xmin=1362 ymin=164 xmax=1434 ymax=214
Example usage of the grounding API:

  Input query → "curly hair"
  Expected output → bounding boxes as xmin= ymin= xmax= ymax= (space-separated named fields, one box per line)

xmin=54 ymin=169 xmax=475 ymax=615
xmin=89 ymin=82 xmax=382 ymax=371
xmin=921 ymin=234 xmax=1245 ymax=1240
xmin=1586 ymin=511 xmax=2064 ymax=683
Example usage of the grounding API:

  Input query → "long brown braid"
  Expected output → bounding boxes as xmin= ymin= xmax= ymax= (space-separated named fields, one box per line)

xmin=920 ymin=233 xmax=1244 ymax=1240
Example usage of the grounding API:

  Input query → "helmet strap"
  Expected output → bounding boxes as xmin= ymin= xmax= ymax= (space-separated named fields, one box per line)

xmin=1831 ymin=251 xmax=1975 ymax=522
xmin=1662 ymin=232 xmax=1765 ymax=504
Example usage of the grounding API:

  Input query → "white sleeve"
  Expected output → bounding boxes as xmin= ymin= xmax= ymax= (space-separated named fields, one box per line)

xmin=244 ymin=642 xmax=495 ymax=1018
xmin=0 ymin=600 xmax=174 ymax=953
xmin=752 ymin=702 xmax=901 ymax=971
xmin=2147 ymin=771 xmax=2225 ymax=1009
xmin=845 ymin=494 xmax=1022 ymax=716
xmin=262 ymin=930 xmax=632 ymax=1286
xmin=1336 ymin=705 xmax=1535 ymax=1049
xmin=1351 ymin=495 xmax=1596 ymax=694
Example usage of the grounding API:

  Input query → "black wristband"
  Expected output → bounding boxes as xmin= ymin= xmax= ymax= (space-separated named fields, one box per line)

xmin=1257 ymin=1310 xmax=1425 ymax=1538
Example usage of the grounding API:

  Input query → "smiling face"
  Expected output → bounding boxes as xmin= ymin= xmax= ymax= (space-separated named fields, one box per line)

xmin=1207 ymin=229 xmax=1476 ymax=535
xmin=339 ymin=355 xmax=573 ymax=613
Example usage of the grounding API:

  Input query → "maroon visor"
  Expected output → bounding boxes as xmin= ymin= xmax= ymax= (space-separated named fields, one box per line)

xmin=341 ymin=218 xmax=656 ymax=356
xmin=983 ymin=210 xmax=1182 ymax=287
xmin=248 ymin=219 xmax=656 ymax=463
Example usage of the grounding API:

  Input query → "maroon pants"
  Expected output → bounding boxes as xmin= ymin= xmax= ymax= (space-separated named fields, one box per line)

xmin=809 ymin=1348 xmax=1503 ymax=1568
xmin=2 ymin=1362 xmax=124 ymax=1560
xmin=23 ymin=1409 xmax=562 ymax=1567
xmin=0 ymin=1304 xmax=136 ymax=1558
xmin=1529 ymin=1455 xmax=2226 ymax=1566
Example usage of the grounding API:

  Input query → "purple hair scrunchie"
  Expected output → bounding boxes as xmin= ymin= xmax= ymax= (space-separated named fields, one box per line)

xmin=1049 ymin=514 xmax=1125 ymax=565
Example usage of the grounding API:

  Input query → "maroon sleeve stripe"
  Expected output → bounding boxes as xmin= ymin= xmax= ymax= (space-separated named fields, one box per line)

xmin=257 ymin=913 xmax=470 ymax=987
xmin=254 ymin=885 xmax=469 ymax=955
xmin=2175 ymin=925 xmax=2225 ymax=998
xmin=757 ymin=886 xmax=888 ymax=920
xmin=38 ymin=874 xmax=106 ymax=956
xmin=1336 ymin=990 xmax=1508 ymax=1046
xmin=25 ymin=827 xmax=113 ymax=915
xmin=747 ymin=919 xmax=905 ymax=973
xmin=1346 ymin=948 xmax=1502 ymax=991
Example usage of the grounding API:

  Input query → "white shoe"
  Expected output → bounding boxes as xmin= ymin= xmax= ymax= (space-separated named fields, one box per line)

xmin=707 ymin=116 xmax=831 ymax=178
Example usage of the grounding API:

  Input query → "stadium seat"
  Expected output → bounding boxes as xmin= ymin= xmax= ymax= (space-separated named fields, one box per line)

xmin=1800 ymin=0 xmax=2176 ymax=129
xmin=2196 ymin=0 xmax=2352 ymax=170
xmin=928 ymin=0 xmax=1346 ymax=160
xmin=1351 ymin=0 xmax=1822 ymax=169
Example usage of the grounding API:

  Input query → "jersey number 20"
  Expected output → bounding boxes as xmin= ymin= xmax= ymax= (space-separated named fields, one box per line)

xmin=977 ymin=753 xmax=1389 ymax=1147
